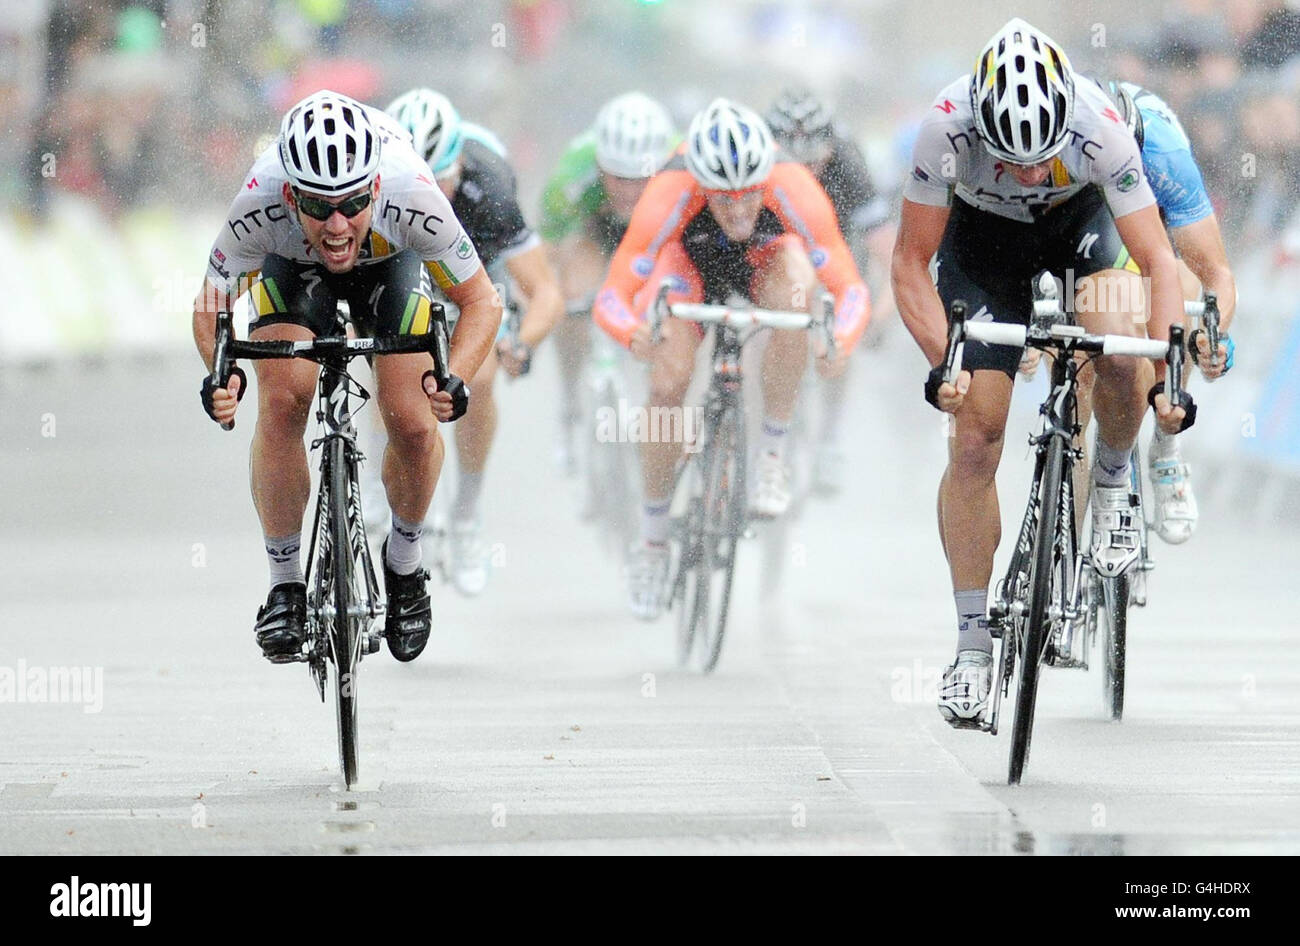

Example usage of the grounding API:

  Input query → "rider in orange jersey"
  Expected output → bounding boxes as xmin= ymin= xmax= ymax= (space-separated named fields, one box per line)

xmin=594 ymin=98 xmax=870 ymax=619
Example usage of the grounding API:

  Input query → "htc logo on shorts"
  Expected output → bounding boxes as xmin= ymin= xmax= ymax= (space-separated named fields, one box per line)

xmin=49 ymin=877 xmax=151 ymax=926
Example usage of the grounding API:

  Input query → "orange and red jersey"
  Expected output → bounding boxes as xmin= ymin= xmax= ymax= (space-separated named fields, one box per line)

xmin=594 ymin=158 xmax=870 ymax=350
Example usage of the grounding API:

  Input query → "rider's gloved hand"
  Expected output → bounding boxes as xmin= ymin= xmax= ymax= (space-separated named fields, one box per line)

xmin=925 ymin=364 xmax=971 ymax=413
xmin=1187 ymin=329 xmax=1234 ymax=381
xmin=1148 ymin=383 xmax=1197 ymax=433
xmin=423 ymin=370 xmax=470 ymax=422
xmin=201 ymin=366 xmax=247 ymax=427
xmin=496 ymin=337 xmax=533 ymax=378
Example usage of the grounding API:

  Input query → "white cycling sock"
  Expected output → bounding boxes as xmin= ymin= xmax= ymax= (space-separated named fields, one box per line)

xmin=759 ymin=417 xmax=790 ymax=460
xmin=454 ymin=469 xmax=484 ymax=523
xmin=640 ymin=499 xmax=671 ymax=546
xmin=820 ymin=374 xmax=847 ymax=446
xmin=954 ymin=588 xmax=992 ymax=655
xmin=386 ymin=513 xmax=423 ymax=576
xmin=1150 ymin=424 xmax=1178 ymax=458
xmin=266 ymin=533 xmax=304 ymax=589
xmin=1093 ymin=437 xmax=1131 ymax=488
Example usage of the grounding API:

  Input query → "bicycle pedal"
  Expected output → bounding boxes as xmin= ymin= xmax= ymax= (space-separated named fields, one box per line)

xmin=264 ymin=650 xmax=308 ymax=665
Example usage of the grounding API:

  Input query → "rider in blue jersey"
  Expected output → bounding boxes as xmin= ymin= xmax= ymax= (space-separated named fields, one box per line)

xmin=1062 ymin=79 xmax=1235 ymax=545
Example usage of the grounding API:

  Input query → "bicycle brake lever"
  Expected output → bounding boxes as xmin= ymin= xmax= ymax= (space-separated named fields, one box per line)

xmin=943 ymin=299 xmax=967 ymax=386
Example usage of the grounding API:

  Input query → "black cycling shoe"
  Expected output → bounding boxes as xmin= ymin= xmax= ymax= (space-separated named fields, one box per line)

xmin=382 ymin=541 xmax=432 ymax=663
xmin=255 ymin=582 xmax=307 ymax=663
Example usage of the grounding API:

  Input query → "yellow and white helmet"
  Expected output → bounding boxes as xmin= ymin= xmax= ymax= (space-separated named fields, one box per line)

xmin=970 ymin=17 xmax=1075 ymax=165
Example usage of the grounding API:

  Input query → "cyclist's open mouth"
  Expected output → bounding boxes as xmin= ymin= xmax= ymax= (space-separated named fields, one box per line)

xmin=321 ymin=236 xmax=354 ymax=265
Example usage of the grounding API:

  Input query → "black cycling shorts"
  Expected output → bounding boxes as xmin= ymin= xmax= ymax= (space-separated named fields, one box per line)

xmin=586 ymin=209 xmax=629 ymax=258
xmin=935 ymin=186 xmax=1135 ymax=377
xmin=248 ymin=249 xmax=439 ymax=338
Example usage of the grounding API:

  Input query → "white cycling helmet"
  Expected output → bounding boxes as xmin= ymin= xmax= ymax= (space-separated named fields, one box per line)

xmin=385 ymin=87 xmax=463 ymax=175
xmin=279 ymin=90 xmax=381 ymax=196
xmin=685 ymin=98 xmax=774 ymax=191
xmin=593 ymin=92 xmax=675 ymax=178
xmin=970 ymin=17 xmax=1075 ymax=165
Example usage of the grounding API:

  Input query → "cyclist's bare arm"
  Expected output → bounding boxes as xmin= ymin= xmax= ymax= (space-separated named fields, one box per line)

xmin=442 ymin=265 xmax=502 ymax=382
xmin=192 ymin=277 xmax=231 ymax=373
xmin=552 ymin=234 xmax=607 ymax=305
xmin=891 ymin=198 xmax=953 ymax=367
xmin=192 ymin=277 xmax=245 ymax=425
xmin=892 ymin=198 xmax=970 ymax=412
xmin=1170 ymin=214 xmax=1236 ymax=331
xmin=1113 ymin=204 xmax=1187 ymax=431
xmin=504 ymin=243 xmax=564 ymax=348
xmin=1113 ymin=204 xmax=1181 ymax=358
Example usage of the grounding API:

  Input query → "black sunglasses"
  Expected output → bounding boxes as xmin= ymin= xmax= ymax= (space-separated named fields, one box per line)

xmin=293 ymin=188 xmax=372 ymax=221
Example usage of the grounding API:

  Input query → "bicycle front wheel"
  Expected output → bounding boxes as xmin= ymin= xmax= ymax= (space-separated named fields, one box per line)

xmin=1009 ymin=435 xmax=1064 ymax=785
xmin=1100 ymin=572 xmax=1128 ymax=721
xmin=691 ymin=403 xmax=745 ymax=673
xmin=327 ymin=438 xmax=360 ymax=788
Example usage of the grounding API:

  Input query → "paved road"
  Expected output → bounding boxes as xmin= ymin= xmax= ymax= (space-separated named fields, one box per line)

xmin=2 ymin=336 xmax=1297 ymax=854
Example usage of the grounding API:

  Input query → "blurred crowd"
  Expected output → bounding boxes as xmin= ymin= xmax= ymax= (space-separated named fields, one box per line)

xmin=5 ymin=0 xmax=1300 ymax=472
xmin=7 ymin=0 xmax=1300 ymax=258
xmin=1077 ymin=0 xmax=1300 ymax=255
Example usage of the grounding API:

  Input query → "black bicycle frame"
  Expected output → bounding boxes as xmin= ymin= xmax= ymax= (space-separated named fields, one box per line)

xmin=993 ymin=349 xmax=1082 ymax=642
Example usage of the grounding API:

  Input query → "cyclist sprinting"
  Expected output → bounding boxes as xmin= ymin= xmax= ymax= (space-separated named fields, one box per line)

xmin=889 ymin=20 xmax=1198 ymax=727
xmin=595 ymin=98 xmax=871 ymax=620
xmin=193 ymin=90 xmax=500 ymax=663
xmin=765 ymin=87 xmax=894 ymax=495
xmin=1095 ymin=78 xmax=1235 ymax=543
xmin=539 ymin=92 xmax=677 ymax=474
xmin=379 ymin=88 xmax=564 ymax=596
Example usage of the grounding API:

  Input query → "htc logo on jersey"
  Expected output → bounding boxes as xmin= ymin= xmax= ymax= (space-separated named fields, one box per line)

xmin=379 ymin=200 xmax=446 ymax=236
xmin=227 ymin=202 xmax=288 ymax=241
xmin=49 ymin=877 xmax=151 ymax=926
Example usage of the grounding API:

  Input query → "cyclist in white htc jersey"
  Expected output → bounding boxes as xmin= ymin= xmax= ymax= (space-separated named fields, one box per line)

xmin=890 ymin=20 xmax=1196 ymax=728
xmin=193 ymin=91 xmax=500 ymax=665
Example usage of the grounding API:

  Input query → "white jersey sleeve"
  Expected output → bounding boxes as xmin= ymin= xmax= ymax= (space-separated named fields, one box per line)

xmin=901 ymin=78 xmax=975 ymax=208
xmin=205 ymin=145 xmax=291 ymax=297
xmin=1073 ymin=78 xmax=1156 ymax=220
xmin=203 ymin=106 xmax=482 ymax=300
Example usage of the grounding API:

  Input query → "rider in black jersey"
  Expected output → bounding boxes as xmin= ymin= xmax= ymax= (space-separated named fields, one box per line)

xmin=382 ymin=88 xmax=563 ymax=597
xmin=766 ymin=87 xmax=896 ymax=495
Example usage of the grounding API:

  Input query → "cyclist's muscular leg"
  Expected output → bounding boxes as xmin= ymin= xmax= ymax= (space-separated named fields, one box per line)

xmin=249 ymin=323 xmax=319 ymax=537
xmin=374 ymin=353 xmax=444 ymax=524
xmin=751 ymin=237 xmax=816 ymax=421
xmin=554 ymin=235 xmax=606 ymax=412
xmin=642 ymin=319 xmax=702 ymax=500
xmin=940 ymin=371 xmax=1013 ymax=591
xmin=1073 ymin=268 xmax=1154 ymax=452
xmin=455 ymin=345 xmax=499 ymax=476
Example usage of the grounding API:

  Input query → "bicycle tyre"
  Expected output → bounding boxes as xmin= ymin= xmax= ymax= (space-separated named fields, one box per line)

xmin=1009 ymin=434 xmax=1064 ymax=785
xmin=695 ymin=403 xmax=745 ymax=673
xmin=1101 ymin=573 xmax=1128 ymax=721
xmin=671 ymin=453 xmax=705 ymax=666
xmin=327 ymin=438 xmax=360 ymax=788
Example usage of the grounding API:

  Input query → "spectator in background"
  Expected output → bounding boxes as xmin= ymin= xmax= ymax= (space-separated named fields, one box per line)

xmin=1235 ymin=0 xmax=1300 ymax=69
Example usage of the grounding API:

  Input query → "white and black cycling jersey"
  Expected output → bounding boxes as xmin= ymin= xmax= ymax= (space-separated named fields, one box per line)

xmin=205 ymin=104 xmax=481 ymax=295
xmin=902 ymin=75 xmax=1156 ymax=224
xmin=450 ymin=137 xmax=540 ymax=270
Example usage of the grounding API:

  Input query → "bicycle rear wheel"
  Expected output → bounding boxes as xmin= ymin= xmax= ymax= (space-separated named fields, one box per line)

xmin=691 ymin=403 xmax=745 ymax=673
xmin=1009 ymin=435 xmax=1064 ymax=785
xmin=1100 ymin=572 xmax=1128 ymax=721
xmin=327 ymin=439 xmax=361 ymax=788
